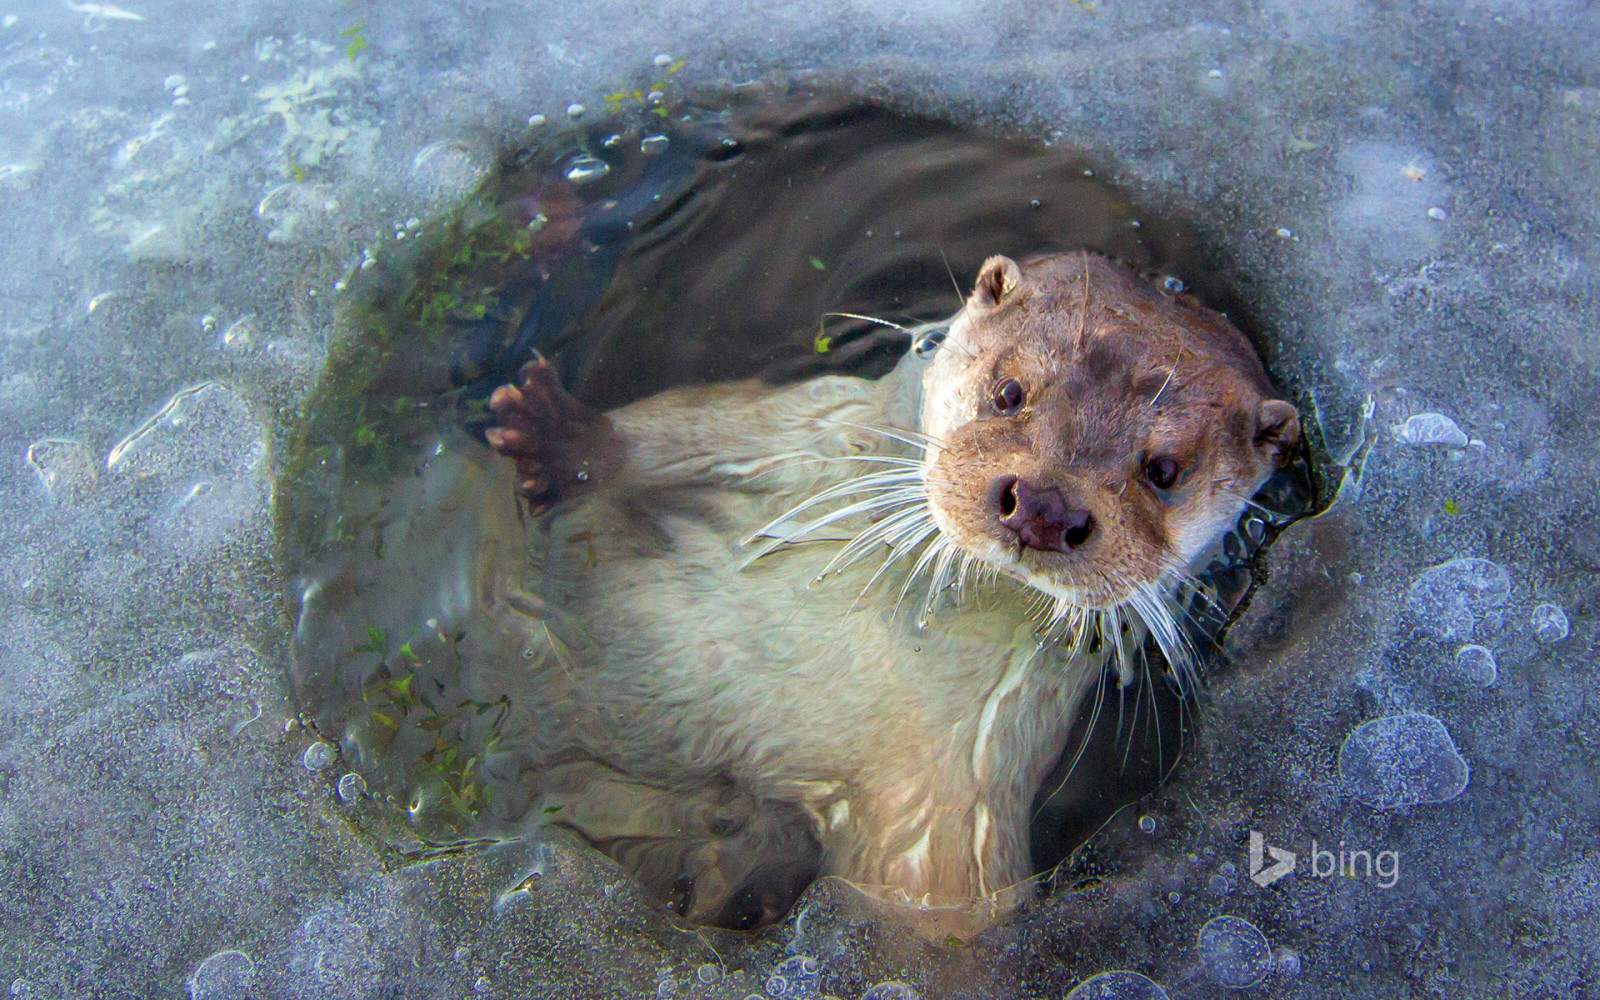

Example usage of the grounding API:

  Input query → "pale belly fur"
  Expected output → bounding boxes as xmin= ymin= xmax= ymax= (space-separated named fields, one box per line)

xmin=479 ymin=355 xmax=1111 ymax=905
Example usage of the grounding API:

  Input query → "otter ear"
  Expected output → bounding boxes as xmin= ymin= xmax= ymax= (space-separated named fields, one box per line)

xmin=971 ymin=255 xmax=1022 ymax=310
xmin=1255 ymin=399 xmax=1301 ymax=463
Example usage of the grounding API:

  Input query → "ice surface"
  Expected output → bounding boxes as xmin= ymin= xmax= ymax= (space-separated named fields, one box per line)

xmin=1450 ymin=644 xmax=1499 ymax=687
xmin=1338 ymin=712 xmax=1471 ymax=809
xmin=1196 ymin=915 xmax=1273 ymax=989
xmin=1 ymin=0 xmax=1598 ymax=997
xmin=1064 ymin=971 xmax=1169 ymax=999
xmin=1390 ymin=412 xmax=1469 ymax=448
xmin=1532 ymin=602 xmax=1571 ymax=643
xmin=1405 ymin=556 xmax=1512 ymax=643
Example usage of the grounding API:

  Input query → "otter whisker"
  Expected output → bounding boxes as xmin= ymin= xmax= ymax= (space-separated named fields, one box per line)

xmin=821 ymin=311 xmax=917 ymax=333
xmin=892 ymin=533 xmax=950 ymax=622
xmin=751 ymin=463 xmax=923 ymax=505
xmin=746 ymin=491 xmax=926 ymax=559
xmin=849 ymin=521 xmax=941 ymax=614
xmin=756 ymin=453 xmax=928 ymax=479
xmin=821 ymin=418 xmax=942 ymax=452
xmin=773 ymin=483 xmax=925 ymax=525
xmin=1129 ymin=582 xmax=1192 ymax=677
xmin=750 ymin=476 xmax=925 ymax=540
xmin=823 ymin=504 xmax=936 ymax=578
xmin=1032 ymin=653 xmax=1115 ymax=822
xmin=792 ymin=453 xmax=927 ymax=470
xmin=791 ymin=484 xmax=928 ymax=525
xmin=1150 ymin=365 xmax=1177 ymax=407
xmin=920 ymin=542 xmax=961 ymax=619
xmin=1138 ymin=643 xmax=1165 ymax=771
xmin=819 ymin=311 xmax=970 ymax=359
xmin=1156 ymin=559 xmax=1227 ymax=619
xmin=937 ymin=243 xmax=964 ymax=304
xmin=796 ymin=465 xmax=926 ymax=493
xmin=1213 ymin=485 xmax=1290 ymax=524
xmin=1025 ymin=589 xmax=1052 ymax=624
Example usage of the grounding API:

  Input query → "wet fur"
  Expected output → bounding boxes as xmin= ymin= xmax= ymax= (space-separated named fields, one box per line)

xmin=490 ymin=253 xmax=1298 ymax=926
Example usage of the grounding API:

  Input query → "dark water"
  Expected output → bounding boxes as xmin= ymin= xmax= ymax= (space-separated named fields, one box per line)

xmin=277 ymin=89 xmax=1318 ymax=927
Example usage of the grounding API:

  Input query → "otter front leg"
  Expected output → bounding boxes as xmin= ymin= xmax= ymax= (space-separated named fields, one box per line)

xmin=485 ymin=359 xmax=622 ymax=510
xmin=818 ymin=781 xmax=1033 ymax=905
xmin=489 ymin=353 xmax=920 ymax=497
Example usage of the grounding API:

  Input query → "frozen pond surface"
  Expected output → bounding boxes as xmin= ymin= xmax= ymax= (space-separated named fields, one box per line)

xmin=1 ymin=0 xmax=1598 ymax=997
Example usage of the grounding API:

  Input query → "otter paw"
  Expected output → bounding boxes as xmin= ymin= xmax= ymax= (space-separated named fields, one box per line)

xmin=485 ymin=359 xmax=617 ymax=509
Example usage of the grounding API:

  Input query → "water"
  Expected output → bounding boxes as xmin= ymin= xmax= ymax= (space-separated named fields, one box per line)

xmin=3 ymin=2 xmax=1598 ymax=997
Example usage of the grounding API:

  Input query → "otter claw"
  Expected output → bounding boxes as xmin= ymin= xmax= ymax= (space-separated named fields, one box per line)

xmin=485 ymin=358 xmax=618 ymax=508
xmin=489 ymin=383 xmax=524 ymax=409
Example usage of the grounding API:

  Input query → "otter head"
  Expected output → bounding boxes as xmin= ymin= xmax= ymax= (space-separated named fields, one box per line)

xmin=918 ymin=252 xmax=1299 ymax=613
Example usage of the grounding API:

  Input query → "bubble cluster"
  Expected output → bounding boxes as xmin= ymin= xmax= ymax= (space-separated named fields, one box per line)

xmin=765 ymin=955 xmax=820 ymax=997
xmin=1339 ymin=712 xmax=1470 ymax=808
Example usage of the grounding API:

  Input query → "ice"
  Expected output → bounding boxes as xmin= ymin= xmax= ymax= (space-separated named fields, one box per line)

xmin=1390 ymin=411 xmax=1469 ymax=447
xmin=1 ymin=0 xmax=1597 ymax=997
xmin=1450 ymin=644 xmax=1499 ymax=687
xmin=1405 ymin=557 xmax=1512 ymax=642
xmin=302 ymin=740 xmax=335 ymax=770
xmin=767 ymin=955 xmax=821 ymax=997
xmin=861 ymin=984 xmax=924 ymax=1000
xmin=1532 ymin=603 xmax=1570 ymax=643
xmin=1197 ymin=915 xmax=1274 ymax=989
xmin=188 ymin=950 xmax=255 ymax=1000
xmin=1065 ymin=971 xmax=1169 ymax=999
xmin=25 ymin=438 xmax=99 ymax=503
xmin=1338 ymin=712 xmax=1471 ymax=809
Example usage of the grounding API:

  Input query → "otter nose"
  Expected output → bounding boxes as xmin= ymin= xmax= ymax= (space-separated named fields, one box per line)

xmin=994 ymin=476 xmax=1095 ymax=552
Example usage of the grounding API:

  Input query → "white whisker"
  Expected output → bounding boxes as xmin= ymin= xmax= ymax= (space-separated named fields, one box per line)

xmin=822 ymin=505 xmax=936 ymax=578
xmin=849 ymin=523 xmax=941 ymax=614
xmin=821 ymin=418 xmax=941 ymax=450
xmin=893 ymin=535 xmax=949 ymax=621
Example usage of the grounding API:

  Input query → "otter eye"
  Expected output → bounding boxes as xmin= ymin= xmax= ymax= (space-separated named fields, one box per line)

xmin=993 ymin=378 xmax=1025 ymax=415
xmin=1144 ymin=456 xmax=1183 ymax=491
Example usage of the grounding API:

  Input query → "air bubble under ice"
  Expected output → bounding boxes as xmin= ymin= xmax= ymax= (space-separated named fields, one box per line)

xmin=1339 ymin=712 xmax=1471 ymax=809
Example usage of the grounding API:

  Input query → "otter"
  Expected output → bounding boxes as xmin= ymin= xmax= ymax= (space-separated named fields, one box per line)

xmin=482 ymin=251 xmax=1300 ymax=927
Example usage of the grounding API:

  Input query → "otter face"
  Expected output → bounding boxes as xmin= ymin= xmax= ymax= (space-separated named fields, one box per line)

xmin=919 ymin=253 xmax=1299 ymax=611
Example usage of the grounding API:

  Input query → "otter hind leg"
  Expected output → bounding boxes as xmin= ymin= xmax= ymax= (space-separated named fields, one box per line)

xmin=486 ymin=358 xmax=621 ymax=509
xmin=541 ymin=764 xmax=821 ymax=929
